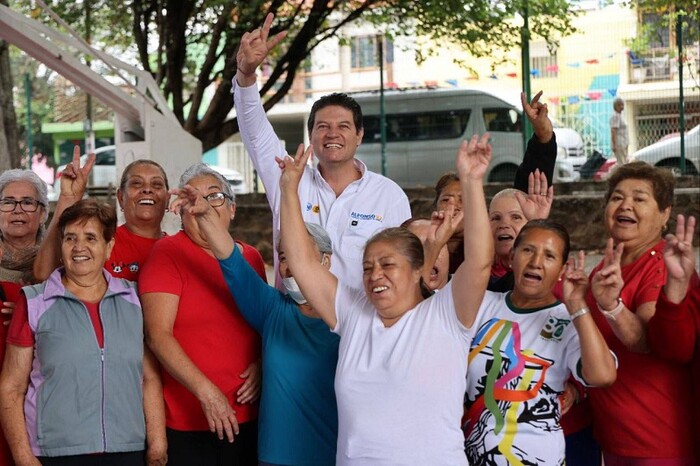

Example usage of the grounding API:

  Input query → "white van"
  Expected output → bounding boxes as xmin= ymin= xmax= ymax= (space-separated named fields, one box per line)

xmin=353 ymin=88 xmax=580 ymax=187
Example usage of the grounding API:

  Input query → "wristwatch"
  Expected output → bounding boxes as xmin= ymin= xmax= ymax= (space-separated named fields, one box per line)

xmin=597 ymin=298 xmax=625 ymax=321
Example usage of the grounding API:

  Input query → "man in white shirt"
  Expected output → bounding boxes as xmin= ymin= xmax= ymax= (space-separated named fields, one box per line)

xmin=610 ymin=97 xmax=629 ymax=165
xmin=234 ymin=14 xmax=411 ymax=289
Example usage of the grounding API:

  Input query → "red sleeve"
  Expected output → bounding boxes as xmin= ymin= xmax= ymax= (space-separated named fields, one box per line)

xmin=6 ymin=293 xmax=34 ymax=347
xmin=138 ymin=239 xmax=183 ymax=296
xmin=647 ymin=283 xmax=699 ymax=364
xmin=240 ymin=242 xmax=268 ymax=284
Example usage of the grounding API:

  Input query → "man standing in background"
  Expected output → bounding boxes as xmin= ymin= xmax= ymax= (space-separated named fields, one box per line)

xmin=610 ymin=97 xmax=629 ymax=165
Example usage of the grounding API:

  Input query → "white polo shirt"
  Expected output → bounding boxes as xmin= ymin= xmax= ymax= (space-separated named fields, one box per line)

xmin=234 ymin=82 xmax=412 ymax=289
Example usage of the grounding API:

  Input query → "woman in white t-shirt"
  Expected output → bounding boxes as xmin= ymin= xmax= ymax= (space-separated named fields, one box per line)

xmin=463 ymin=219 xmax=618 ymax=465
xmin=277 ymin=135 xmax=494 ymax=465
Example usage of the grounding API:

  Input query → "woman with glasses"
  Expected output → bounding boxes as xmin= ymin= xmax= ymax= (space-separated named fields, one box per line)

xmin=0 ymin=169 xmax=49 ymax=466
xmin=139 ymin=164 xmax=264 ymax=466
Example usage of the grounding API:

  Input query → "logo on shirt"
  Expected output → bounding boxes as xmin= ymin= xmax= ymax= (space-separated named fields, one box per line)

xmin=306 ymin=202 xmax=320 ymax=214
xmin=350 ymin=211 xmax=383 ymax=222
xmin=539 ymin=316 xmax=570 ymax=342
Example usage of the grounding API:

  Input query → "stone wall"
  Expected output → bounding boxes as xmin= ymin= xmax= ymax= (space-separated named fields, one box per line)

xmin=232 ymin=177 xmax=699 ymax=264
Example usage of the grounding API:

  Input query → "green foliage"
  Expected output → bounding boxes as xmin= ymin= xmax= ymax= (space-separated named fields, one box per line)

xmin=8 ymin=0 xmax=579 ymax=150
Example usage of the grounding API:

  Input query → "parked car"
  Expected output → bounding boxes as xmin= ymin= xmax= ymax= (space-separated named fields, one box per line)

xmin=52 ymin=145 xmax=249 ymax=200
xmin=353 ymin=88 xmax=581 ymax=186
xmin=553 ymin=121 xmax=587 ymax=172
xmin=630 ymin=124 xmax=699 ymax=175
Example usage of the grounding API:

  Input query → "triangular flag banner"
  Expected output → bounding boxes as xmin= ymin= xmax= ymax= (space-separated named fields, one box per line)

xmin=530 ymin=69 xmax=540 ymax=77
xmin=506 ymin=72 xmax=517 ymax=78
xmin=608 ymin=88 xmax=617 ymax=97
xmin=567 ymin=62 xmax=581 ymax=68
xmin=489 ymin=74 xmax=498 ymax=80
xmin=545 ymin=64 xmax=559 ymax=73
xmin=585 ymin=59 xmax=600 ymax=64
xmin=587 ymin=91 xmax=603 ymax=100
xmin=446 ymin=79 xmax=458 ymax=87
xmin=548 ymin=97 xmax=560 ymax=105
xmin=568 ymin=95 xmax=580 ymax=104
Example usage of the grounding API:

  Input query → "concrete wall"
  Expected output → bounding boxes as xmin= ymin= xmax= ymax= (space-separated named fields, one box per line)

xmin=232 ymin=177 xmax=699 ymax=264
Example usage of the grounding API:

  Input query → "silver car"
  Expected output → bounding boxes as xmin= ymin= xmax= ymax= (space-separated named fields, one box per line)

xmin=630 ymin=124 xmax=699 ymax=175
xmin=52 ymin=145 xmax=249 ymax=199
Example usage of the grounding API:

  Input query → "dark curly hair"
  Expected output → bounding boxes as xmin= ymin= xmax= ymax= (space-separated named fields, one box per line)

xmin=605 ymin=162 xmax=675 ymax=211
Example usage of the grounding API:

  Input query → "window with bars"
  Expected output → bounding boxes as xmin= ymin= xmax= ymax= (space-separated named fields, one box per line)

xmin=350 ymin=35 xmax=393 ymax=69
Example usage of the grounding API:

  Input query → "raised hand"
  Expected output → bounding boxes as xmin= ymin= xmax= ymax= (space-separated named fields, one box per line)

xmin=521 ymin=91 xmax=553 ymax=144
xmin=515 ymin=169 xmax=554 ymax=220
xmin=562 ymin=250 xmax=589 ymax=306
xmin=591 ymin=238 xmax=625 ymax=310
xmin=428 ymin=204 xmax=464 ymax=249
xmin=169 ymin=185 xmax=213 ymax=218
xmin=277 ymin=144 xmax=312 ymax=191
xmin=455 ymin=134 xmax=491 ymax=181
xmin=236 ymin=13 xmax=288 ymax=77
xmin=663 ymin=214 xmax=697 ymax=303
xmin=60 ymin=145 xmax=95 ymax=200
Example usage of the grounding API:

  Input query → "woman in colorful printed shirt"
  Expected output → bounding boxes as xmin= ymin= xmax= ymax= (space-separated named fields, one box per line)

xmin=463 ymin=219 xmax=616 ymax=465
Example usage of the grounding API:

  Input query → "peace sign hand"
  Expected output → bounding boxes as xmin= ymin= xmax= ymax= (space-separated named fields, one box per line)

xmin=277 ymin=144 xmax=312 ymax=192
xmin=591 ymin=238 xmax=625 ymax=310
xmin=60 ymin=145 xmax=95 ymax=200
xmin=237 ymin=13 xmax=288 ymax=77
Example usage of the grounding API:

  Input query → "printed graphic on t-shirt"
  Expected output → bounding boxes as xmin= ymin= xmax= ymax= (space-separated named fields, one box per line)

xmin=464 ymin=317 xmax=568 ymax=466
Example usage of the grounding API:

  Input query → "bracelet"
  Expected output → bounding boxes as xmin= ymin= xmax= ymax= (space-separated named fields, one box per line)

xmin=569 ymin=307 xmax=590 ymax=321
xmin=597 ymin=298 xmax=625 ymax=321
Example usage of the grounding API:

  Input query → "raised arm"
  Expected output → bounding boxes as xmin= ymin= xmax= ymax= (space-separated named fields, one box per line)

xmin=562 ymin=251 xmax=617 ymax=386
xmin=660 ymin=215 xmax=696 ymax=304
xmin=233 ymin=13 xmax=289 ymax=200
xmin=171 ymin=185 xmax=235 ymax=260
xmin=33 ymin=146 xmax=95 ymax=281
xmin=451 ymin=134 xmax=494 ymax=327
xmin=235 ymin=13 xmax=287 ymax=87
xmin=514 ymin=91 xmax=556 ymax=190
xmin=648 ymin=215 xmax=698 ymax=362
xmin=279 ymin=145 xmax=338 ymax=329
xmin=591 ymin=238 xmax=652 ymax=352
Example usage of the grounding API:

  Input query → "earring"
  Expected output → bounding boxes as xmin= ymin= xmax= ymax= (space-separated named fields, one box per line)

xmin=662 ymin=224 xmax=668 ymax=233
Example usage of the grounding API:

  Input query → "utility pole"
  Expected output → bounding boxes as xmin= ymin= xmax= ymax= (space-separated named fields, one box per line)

xmin=676 ymin=12 xmax=686 ymax=174
xmin=520 ymin=0 xmax=532 ymax=154
xmin=379 ymin=35 xmax=387 ymax=177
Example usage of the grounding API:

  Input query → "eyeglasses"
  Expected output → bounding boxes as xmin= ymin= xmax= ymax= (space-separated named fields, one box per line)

xmin=0 ymin=198 xmax=45 ymax=213
xmin=204 ymin=192 xmax=233 ymax=207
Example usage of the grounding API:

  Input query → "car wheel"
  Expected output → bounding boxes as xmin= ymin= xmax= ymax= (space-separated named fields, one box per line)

xmin=656 ymin=159 xmax=698 ymax=177
xmin=488 ymin=164 xmax=519 ymax=183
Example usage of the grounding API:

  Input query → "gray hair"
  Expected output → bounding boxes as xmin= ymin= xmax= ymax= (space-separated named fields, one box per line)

xmin=613 ymin=97 xmax=624 ymax=107
xmin=0 ymin=169 xmax=50 ymax=224
xmin=304 ymin=222 xmax=332 ymax=255
xmin=178 ymin=163 xmax=235 ymax=205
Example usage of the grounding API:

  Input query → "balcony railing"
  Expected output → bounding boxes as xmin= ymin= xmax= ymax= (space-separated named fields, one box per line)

xmin=628 ymin=43 xmax=700 ymax=83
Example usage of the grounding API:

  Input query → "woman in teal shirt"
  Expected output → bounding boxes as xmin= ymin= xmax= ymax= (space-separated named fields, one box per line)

xmin=172 ymin=184 xmax=339 ymax=466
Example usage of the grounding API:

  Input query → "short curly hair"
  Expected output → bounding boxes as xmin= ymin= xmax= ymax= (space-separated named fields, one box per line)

xmin=605 ymin=162 xmax=675 ymax=211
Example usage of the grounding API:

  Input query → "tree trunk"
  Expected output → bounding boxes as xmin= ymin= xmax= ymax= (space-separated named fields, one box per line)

xmin=0 ymin=26 xmax=21 ymax=171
